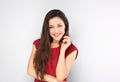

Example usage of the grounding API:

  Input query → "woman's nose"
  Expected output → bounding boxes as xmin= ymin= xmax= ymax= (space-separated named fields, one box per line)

xmin=54 ymin=27 xmax=59 ymax=33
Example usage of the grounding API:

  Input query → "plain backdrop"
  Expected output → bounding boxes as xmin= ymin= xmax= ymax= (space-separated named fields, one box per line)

xmin=0 ymin=0 xmax=120 ymax=82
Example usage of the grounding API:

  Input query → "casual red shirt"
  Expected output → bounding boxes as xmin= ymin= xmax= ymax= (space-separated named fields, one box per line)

xmin=33 ymin=39 xmax=78 ymax=82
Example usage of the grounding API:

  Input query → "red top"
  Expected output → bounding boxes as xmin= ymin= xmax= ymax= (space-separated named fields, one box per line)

xmin=33 ymin=39 xmax=78 ymax=82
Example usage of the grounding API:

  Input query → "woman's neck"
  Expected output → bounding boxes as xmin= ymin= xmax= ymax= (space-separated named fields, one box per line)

xmin=51 ymin=41 xmax=59 ymax=48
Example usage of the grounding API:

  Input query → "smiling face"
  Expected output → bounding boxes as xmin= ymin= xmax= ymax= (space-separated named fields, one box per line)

xmin=49 ymin=17 xmax=65 ymax=43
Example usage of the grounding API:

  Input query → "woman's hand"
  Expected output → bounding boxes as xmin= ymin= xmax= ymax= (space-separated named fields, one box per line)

xmin=61 ymin=36 xmax=71 ymax=51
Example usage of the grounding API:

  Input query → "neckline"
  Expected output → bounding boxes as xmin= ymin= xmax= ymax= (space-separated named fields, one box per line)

xmin=51 ymin=45 xmax=60 ymax=49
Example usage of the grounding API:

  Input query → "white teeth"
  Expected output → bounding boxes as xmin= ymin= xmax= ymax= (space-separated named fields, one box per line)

xmin=54 ymin=34 xmax=59 ymax=37
xmin=54 ymin=33 xmax=60 ymax=37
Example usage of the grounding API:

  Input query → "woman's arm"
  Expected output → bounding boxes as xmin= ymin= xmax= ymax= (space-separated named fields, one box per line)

xmin=27 ymin=45 xmax=58 ymax=82
xmin=56 ymin=36 xmax=77 ymax=81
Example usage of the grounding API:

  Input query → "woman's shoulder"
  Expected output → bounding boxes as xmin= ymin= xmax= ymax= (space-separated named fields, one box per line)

xmin=67 ymin=43 xmax=78 ymax=51
xmin=65 ymin=43 xmax=78 ymax=58
xmin=33 ymin=38 xmax=40 ymax=44
xmin=33 ymin=38 xmax=40 ymax=48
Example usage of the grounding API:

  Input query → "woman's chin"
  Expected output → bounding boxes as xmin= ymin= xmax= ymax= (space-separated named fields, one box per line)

xmin=53 ymin=38 xmax=62 ymax=42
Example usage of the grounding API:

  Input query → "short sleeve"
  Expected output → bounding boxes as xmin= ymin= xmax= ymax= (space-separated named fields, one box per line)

xmin=65 ymin=44 xmax=78 ymax=59
xmin=33 ymin=39 xmax=40 ymax=49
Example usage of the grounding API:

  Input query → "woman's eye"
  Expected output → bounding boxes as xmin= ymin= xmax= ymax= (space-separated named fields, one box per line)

xmin=58 ymin=25 xmax=62 ymax=27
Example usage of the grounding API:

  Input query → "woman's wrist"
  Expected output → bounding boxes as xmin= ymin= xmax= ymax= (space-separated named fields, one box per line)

xmin=60 ymin=48 xmax=66 ymax=53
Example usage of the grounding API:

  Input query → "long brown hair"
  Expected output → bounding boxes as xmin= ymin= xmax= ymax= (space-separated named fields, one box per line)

xmin=33 ymin=9 xmax=69 ymax=80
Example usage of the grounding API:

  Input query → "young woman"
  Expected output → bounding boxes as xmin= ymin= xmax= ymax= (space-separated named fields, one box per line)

xmin=27 ymin=9 xmax=78 ymax=82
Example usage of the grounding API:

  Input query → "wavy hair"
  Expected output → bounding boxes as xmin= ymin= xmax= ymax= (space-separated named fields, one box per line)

xmin=33 ymin=9 xmax=69 ymax=80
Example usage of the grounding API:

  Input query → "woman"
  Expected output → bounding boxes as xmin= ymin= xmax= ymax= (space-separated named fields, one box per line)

xmin=27 ymin=9 xmax=78 ymax=82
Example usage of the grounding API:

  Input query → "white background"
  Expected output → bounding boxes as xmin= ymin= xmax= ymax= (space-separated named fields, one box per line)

xmin=0 ymin=0 xmax=120 ymax=82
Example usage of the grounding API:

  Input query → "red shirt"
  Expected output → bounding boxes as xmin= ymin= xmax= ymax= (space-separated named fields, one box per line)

xmin=33 ymin=39 xmax=78 ymax=82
